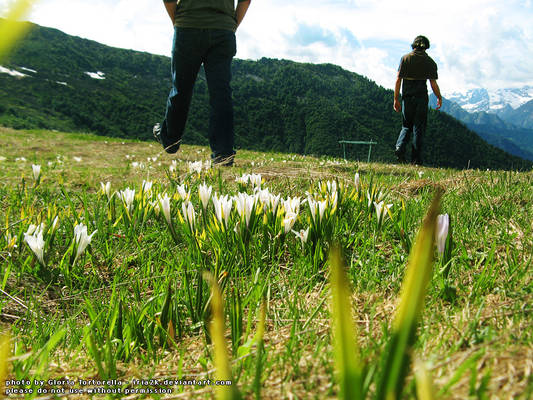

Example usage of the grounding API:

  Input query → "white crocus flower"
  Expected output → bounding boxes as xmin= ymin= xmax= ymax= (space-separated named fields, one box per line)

xmin=32 ymin=164 xmax=41 ymax=181
xmin=188 ymin=161 xmax=203 ymax=174
xmin=326 ymin=180 xmax=337 ymax=196
xmin=198 ymin=182 xmax=212 ymax=210
xmin=176 ymin=184 xmax=190 ymax=202
xmin=269 ymin=193 xmax=281 ymax=215
xmin=100 ymin=181 xmax=112 ymax=199
xmin=222 ymin=197 xmax=233 ymax=226
xmin=308 ymin=197 xmax=318 ymax=223
xmin=292 ymin=227 xmax=309 ymax=247
xmin=212 ymin=193 xmax=233 ymax=227
xmin=50 ymin=216 xmax=60 ymax=234
xmin=374 ymin=201 xmax=393 ymax=225
xmin=169 ymin=160 xmax=178 ymax=173
xmin=24 ymin=224 xmax=45 ymax=265
xmin=119 ymin=188 xmax=135 ymax=213
xmin=436 ymin=214 xmax=450 ymax=255
xmin=283 ymin=196 xmax=301 ymax=216
xmin=73 ymin=156 xmax=82 ymax=162
xmin=25 ymin=223 xmax=40 ymax=236
xmin=318 ymin=200 xmax=328 ymax=222
xmin=142 ymin=180 xmax=153 ymax=195
xmin=354 ymin=173 xmax=360 ymax=190
xmin=235 ymin=192 xmax=255 ymax=228
xmin=235 ymin=174 xmax=250 ymax=185
xmin=73 ymin=223 xmax=97 ymax=262
xmin=158 ymin=193 xmax=172 ymax=225
xmin=181 ymin=201 xmax=196 ymax=229
xmin=256 ymin=188 xmax=270 ymax=212
xmin=212 ymin=194 xmax=224 ymax=226
xmin=249 ymin=173 xmax=262 ymax=188
xmin=283 ymin=212 xmax=297 ymax=234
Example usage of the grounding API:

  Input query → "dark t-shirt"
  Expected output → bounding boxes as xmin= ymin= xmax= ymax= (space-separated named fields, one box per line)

xmin=398 ymin=50 xmax=438 ymax=98
xmin=164 ymin=0 xmax=247 ymax=31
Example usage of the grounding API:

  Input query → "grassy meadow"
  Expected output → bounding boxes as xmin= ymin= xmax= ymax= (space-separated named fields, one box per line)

xmin=0 ymin=126 xmax=531 ymax=399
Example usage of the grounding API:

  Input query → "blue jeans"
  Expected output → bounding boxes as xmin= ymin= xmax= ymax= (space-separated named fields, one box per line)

xmin=160 ymin=28 xmax=236 ymax=156
xmin=395 ymin=96 xmax=428 ymax=164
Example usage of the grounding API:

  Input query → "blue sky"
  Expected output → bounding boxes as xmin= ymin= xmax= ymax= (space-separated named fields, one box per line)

xmin=1 ymin=0 xmax=532 ymax=94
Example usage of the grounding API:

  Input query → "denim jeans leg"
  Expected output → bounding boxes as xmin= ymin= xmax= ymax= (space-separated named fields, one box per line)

xmin=396 ymin=98 xmax=415 ymax=156
xmin=204 ymin=30 xmax=237 ymax=158
xmin=411 ymin=98 xmax=428 ymax=164
xmin=161 ymin=28 xmax=204 ymax=154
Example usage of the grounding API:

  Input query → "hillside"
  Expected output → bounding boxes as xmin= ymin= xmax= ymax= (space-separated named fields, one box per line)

xmin=1 ymin=19 xmax=531 ymax=170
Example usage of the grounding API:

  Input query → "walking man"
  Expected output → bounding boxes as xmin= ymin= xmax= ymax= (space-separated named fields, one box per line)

xmin=154 ymin=0 xmax=251 ymax=166
xmin=393 ymin=35 xmax=442 ymax=165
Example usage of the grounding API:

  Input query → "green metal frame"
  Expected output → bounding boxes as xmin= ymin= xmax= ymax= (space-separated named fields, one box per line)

xmin=338 ymin=140 xmax=378 ymax=163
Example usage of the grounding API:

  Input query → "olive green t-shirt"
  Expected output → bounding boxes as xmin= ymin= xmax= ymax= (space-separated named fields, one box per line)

xmin=398 ymin=49 xmax=438 ymax=98
xmin=164 ymin=0 xmax=247 ymax=31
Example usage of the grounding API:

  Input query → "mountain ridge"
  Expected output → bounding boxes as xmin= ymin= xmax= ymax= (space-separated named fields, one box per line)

xmin=1 ymin=19 xmax=531 ymax=170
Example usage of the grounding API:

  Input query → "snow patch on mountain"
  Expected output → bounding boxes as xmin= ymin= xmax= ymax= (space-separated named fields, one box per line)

xmin=20 ymin=66 xmax=37 ymax=74
xmin=0 ymin=65 xmax=30 ymax=78
xmin=85 ymin=71 xmax=106 ymax=80
xmin=444 ymin=86 xmax=533 ymax=114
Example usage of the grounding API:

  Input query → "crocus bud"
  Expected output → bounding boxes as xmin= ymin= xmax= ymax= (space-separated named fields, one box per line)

xmin=436 ymin=214 xmax=449 ymax=255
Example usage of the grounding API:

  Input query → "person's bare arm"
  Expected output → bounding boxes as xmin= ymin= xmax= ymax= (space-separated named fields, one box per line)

xmin=164 ymin=1 xmax=177 ymax=25
xmin=430 ymin=79 xmax=442 ymax=110
xmin=393 ymin=74 xmax=402 ymax=112
xmin=235 ymin=0 xmax=251 ymax=30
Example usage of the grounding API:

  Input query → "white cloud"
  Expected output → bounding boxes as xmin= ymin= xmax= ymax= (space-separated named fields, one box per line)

xmin=1 ymin=0 xmax=531 ymax=91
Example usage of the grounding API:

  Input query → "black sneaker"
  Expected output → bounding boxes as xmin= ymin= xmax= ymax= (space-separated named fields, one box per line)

xmin=211 ymin=152 xmax=235 ymax=167
xmin=153 ymin=123 xmax=162 ymax=144
xmin=395 ymin=149 xmax=406 ymax=163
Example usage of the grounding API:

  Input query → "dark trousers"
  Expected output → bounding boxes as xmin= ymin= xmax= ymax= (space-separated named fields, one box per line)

xmin=160 ymin=27 xmax=236 ymax=156
xmin=395 ymin=96 xmax=428 ymax=164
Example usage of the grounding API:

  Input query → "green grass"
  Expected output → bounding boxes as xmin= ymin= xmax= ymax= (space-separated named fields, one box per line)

xmin=0 ymin=126 xmax=531 ymax=399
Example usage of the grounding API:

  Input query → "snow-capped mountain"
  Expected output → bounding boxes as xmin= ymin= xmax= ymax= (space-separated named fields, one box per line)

xmin=444 ymin=86 xmax=533 ymax=114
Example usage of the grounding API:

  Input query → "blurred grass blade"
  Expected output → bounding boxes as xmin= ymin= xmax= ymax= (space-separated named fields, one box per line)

xmin=0 ymin=0 xmax=36 ymax=60
xmin=253 ymin=300 xmax=267 ymax=399
xmin=375 ymin=190 xmax=442 ymax=400
xmin=415 ymin=359 xmax=435 ymax=400
xmin=160 ymin=281 xmax=173 ymax=347
xmin=0 ymin=332 xmax=10 ymax=394
xmin=204 ymin=272 xmax=241 ymax=400
xmin=329 ymin=245 xmax=363 ymax=400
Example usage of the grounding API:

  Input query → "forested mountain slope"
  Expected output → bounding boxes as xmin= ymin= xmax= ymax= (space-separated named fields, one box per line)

xmin=1 ymin=19 xmax=530 ymax=170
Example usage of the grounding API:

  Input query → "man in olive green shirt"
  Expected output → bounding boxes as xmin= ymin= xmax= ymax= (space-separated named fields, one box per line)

xmin=154 ymin=0 xmax=251 ymax=166
xmin=393 ymin=35 xmax=442 ymax=165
